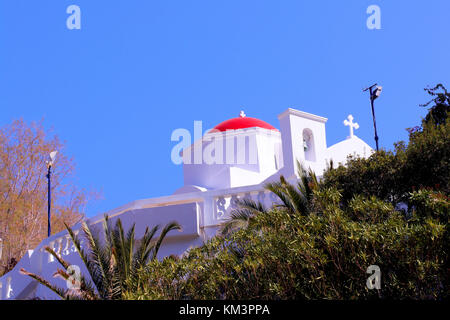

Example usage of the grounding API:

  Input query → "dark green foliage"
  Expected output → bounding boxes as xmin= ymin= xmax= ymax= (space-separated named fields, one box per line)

xmin=421 ymin=83 xmax=450 ymax=126
xmin=125 ymin=188 xmax=448 ymax=300
xmin=322 ymin=148 xmax=406 ymax=205
xmin=404 ymin=119 xmax=450 ymax=195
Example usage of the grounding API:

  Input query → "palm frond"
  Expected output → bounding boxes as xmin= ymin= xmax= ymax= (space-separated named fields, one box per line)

xmin=134 ymin=225 xmax=159 ymax=267
xmin=64 ymin=223 xmax=103 ymax=296
xmin=125 ymin=224 xmax=136 ymax=279
xmin=238 ymin=197 xmax=267 ymax=213
xmin=81 ymin=221 xmax=112 ymax=297
xmin=220 ymin=196 xmax=269 ymax=236
xmin=220 ymin=214 xmax=251 ymax=236
xmin=151 ymin=222 xmax=181 ymax=260
xmin=64 ymin=222 xmax=94 ymax=278
xmin=52 ymin=269 xmax=98 ymax=300
xmin=265 ymin=180 xmax=296 ymax=213
xmin=20 ymin=268 xmax=69 ymax=300
xmin=44 ymin=246 xmax=70 ymax=270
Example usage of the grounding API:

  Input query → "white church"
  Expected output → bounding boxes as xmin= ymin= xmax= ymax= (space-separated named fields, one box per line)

xmin=0 ymin=107 xmax=373 ymax=300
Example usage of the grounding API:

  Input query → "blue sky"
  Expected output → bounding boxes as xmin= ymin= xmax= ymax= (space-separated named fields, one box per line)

xmin=1 ymin=1 xmax=449 ymax=217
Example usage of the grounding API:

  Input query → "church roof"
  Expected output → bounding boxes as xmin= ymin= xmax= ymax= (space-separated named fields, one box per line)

xmin=212 ymin=111 xmax=277 ymax=132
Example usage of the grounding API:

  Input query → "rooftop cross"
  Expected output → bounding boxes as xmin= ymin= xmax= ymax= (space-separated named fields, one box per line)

xmin=343 ymin=114 xmax=359 ymax=138
xmin=239 ymin=110 xmax=246 ymax=118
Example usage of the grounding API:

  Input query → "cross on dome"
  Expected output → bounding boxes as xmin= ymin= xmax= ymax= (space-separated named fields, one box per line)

xmin=343 ymin=114 xmax=359 ymax=138
xmin=212 ymin=112 xmax=277 ymax=132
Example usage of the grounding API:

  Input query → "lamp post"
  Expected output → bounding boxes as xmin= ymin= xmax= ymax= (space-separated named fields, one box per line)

xmin=46 ymin=151 xmax=57 ymax=238
xmin=363 ymin=84 xmax=382 ymax=151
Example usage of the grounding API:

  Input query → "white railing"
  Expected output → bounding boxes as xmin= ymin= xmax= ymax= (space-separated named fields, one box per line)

xmin=213 ymin=190 xmax=278 ymax=221
xmin=0 ymin=227 xmax=85 ymax=300
xmin=45 ymin=230 xmax=82 ymax=263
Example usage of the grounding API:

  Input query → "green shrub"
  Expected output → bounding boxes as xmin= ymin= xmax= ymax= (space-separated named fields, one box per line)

xmin=124 ymin=188 xmax=448 ymax=300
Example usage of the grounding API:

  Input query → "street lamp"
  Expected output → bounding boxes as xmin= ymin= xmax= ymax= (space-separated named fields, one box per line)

xmin=46 ymin=151 xmax=57 ymax=237
xmin=363 ymin=84 xmax=382 ymax=151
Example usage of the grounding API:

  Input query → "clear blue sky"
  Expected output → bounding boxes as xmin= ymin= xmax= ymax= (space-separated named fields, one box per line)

xmin=1 ymin=1 xmax=449 ymax=217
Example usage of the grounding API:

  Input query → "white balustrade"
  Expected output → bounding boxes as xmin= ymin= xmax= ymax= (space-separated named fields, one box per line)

xmin=47 ymin=241 xmax=56 ymax=263
xmin=61 ymin=236 xmax=69 ymax=256
xmin=213 ymin=190 xmax=271 ymax=221
xmin=56 ymin=237 xmax=63 ymax=255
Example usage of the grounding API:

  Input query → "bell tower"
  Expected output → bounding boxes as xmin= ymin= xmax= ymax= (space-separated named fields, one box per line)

xmin=278 ymin=108 xmax=328 ymax=178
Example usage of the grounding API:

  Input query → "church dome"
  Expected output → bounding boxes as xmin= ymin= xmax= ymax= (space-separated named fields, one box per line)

xmin=212 ymin=111 xmax=277 ymax=132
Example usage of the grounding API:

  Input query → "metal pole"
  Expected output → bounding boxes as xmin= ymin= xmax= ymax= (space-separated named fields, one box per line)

xmin=47 ymin=165 xmax=52 ymax=237
xmin=369 ymin=87 xmax=380 ymax=151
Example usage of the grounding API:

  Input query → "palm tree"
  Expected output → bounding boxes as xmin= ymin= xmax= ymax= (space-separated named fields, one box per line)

xmin=221 ymin=160 xmax=319 ymax=235
xmin=265 ymin=161 xmax=319 ymax=217
xmin=220 ymin=197 xmax=268 ymax=236
xmin=20 ymin=215 xmax=181 ymax=300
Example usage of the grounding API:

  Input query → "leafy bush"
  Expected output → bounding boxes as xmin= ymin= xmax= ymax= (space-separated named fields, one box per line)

xmin=124 ymin=188 xmax=448 ymax=300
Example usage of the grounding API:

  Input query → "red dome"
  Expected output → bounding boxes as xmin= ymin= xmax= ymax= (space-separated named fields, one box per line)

xmin=212 ymin=114 xmax=277 ymax=132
